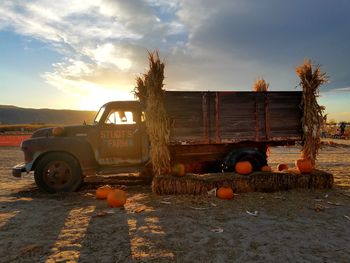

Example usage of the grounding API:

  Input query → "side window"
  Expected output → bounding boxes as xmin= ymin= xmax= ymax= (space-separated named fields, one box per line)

xmin=105 ymin=111 xmax=136 ymax=125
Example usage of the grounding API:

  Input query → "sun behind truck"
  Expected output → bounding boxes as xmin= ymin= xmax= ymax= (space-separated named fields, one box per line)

xmin=12 ymin=91 xmax=303 ymax=193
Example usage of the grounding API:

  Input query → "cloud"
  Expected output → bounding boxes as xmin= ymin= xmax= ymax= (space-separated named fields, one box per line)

xmin=1 ymin=0 xmax=350 ymax=109
xmin=0 ymin=0 xmax=186 ymax=103
xmin=176 ymin=0 xmax=350 ymax=91
xmin=325 ymin=87 xmax=350 ymax=93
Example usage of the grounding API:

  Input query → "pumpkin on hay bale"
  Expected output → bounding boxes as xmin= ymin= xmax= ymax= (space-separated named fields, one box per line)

xmin=171 ymin=163 xmax=186 ymax=177
xmin=277 ymin=163 xmax=289 ymax=171
xmin=235 ymin=161 xmax=253 ymax=175
xmin=295 ymin=158 xmax=314 ymax=174
xmin=261 ymin=165 xmax=272 ymax=172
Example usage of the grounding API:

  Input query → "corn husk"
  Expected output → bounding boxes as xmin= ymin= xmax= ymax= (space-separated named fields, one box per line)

xmin=296 ymin=59 xmax=328 ymax=165
xmin=134 ymin=51 xmax=171 ymax=176
xmin=252 ymin=78 xmax=269 ymax=92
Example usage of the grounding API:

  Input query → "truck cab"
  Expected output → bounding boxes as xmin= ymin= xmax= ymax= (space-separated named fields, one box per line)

xmin=92 ymin=101 xmax=148 ymax=166
xmin=12 ymin=101 xmax=150 ymax=193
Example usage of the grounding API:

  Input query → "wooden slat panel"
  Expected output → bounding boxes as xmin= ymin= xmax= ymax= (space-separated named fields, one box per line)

xmin=217 ymin=92 xmax=256 ymax=141
xmin=164 ymin=92 xmax=206 ymax=142
xmin=267 ymin=92 xmax=302 ymax=140
xmin=165 ymin=91 xmax=303 ymax=144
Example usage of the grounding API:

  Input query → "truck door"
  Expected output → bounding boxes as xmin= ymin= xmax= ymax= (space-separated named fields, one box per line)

xmin=97 ymin=109 xmax=142 ymax=165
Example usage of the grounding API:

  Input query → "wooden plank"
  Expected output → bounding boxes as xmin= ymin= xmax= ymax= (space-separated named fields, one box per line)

xmin=164 ymin=91 xmax=303 ymax=144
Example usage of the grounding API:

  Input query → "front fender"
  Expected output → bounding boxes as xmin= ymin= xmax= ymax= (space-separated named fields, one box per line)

xmin=22 ymin=137 xmax=98 ymax=173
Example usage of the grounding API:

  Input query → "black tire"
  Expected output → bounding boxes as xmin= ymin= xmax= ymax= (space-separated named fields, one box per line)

xmin=34 ymin=152 xmax=83 ymax=193
xmin=222 ymin=147 xmax=267 ymax=172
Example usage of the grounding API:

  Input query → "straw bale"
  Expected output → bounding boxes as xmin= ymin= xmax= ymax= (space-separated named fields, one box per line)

xmin=152 ymin=170 xmax=333 ymax=195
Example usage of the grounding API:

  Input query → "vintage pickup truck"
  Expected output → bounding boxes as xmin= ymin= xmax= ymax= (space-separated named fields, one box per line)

xmin=12 ymin=91 xmax=303 ymax=193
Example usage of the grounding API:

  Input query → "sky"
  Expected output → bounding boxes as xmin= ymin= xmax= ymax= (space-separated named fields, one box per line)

xmin=0 ymin=0 xmax=349 ymax=121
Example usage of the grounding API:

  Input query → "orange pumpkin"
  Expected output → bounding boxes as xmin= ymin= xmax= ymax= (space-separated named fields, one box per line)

xmin=295 ymin=158 xmax=313 ymax=174
xmin=96 ymin=185 xmax=112 ymax=199
xmin=235 ymin=161 xmax=253 ymax=175
xmin=217 ymin=186 xmax=234 ymax=200
xmin=107 ymin=189 xmax=127 ymax=208
xmin=52 ymin=126 xmax=64 ymax=137
xmin=172 ymin=163 xmax=186 ymax=176
xmin=261 ymin=165 xmax=272 ymax=172
xmin=277 ymin=163 xmax=289 ymax=171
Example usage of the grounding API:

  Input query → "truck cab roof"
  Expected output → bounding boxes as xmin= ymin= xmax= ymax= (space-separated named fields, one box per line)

xmin=101 ymin=101 xmax=141 ymax=110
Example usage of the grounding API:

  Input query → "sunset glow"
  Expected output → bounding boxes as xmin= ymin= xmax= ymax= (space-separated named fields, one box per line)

xmin=0 ymin=1 xmax=349 ymax=121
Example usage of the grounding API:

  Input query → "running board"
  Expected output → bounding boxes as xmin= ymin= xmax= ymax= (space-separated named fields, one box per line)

xmin=96 ymin=165 xmax=143 ymax=175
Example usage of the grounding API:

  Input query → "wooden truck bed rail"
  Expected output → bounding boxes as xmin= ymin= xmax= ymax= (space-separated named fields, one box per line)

xmin=164 ymin=91 xmax=303 ymax=145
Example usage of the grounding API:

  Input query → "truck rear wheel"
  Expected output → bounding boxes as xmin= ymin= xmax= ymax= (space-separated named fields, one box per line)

xmin=34 ymin=153 xmax=83 ymax=193
xmin=222 ymin=148 xmax=267 ymax=172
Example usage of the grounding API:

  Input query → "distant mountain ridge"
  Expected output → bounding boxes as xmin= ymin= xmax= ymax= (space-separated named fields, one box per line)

xmin=0 ymin=105 xmax=97 ymax=125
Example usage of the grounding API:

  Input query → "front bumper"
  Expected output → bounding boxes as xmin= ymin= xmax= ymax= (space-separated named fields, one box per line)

xmin=12 ymin=163 xmax=26 ymax=178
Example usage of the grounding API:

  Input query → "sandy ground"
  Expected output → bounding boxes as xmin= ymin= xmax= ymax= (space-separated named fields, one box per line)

xmin=0 ymin=140 xmax=350 ymax=263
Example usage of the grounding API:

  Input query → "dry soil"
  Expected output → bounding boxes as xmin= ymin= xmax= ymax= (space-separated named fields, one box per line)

xmin=0 ymin=140 xmax=350 ymax=262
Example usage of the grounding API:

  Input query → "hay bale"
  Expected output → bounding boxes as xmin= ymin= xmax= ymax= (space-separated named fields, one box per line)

xmin=250 ymin=172 xmax=297 ymax=192
xmin=309 ymin=170 xmax=334 ymax=189
xmin=152 ymin=170 xmax=333 ymax=195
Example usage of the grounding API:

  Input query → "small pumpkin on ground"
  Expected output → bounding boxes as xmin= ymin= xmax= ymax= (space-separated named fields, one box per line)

xmin=107 ymin=189 xmax=127 ymax=208
xmin=171 ymin=163 xmax=186 ymax=177
xmin=217 ymin=184 xmax=234 ymax=200
xmin=96 ymin=185 xmax=113 ymax=199
xmin=235 ymin=161 xmax=253 ymax=175
xmin=277 ymin=163 xmax=289 ymax=171
xmin=295 ymin=158 xmax=314 ymax=174
xmin=261 ymin=165 xmax=272 ymax=172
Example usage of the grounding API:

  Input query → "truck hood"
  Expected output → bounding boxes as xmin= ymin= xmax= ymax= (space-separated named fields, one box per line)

xmin=32 ymin=125 xmax=95 ymax=138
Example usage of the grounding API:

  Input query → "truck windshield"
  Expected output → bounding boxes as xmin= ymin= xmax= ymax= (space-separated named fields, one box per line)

xmin=94 ymin=106 xmax=105 ymax=124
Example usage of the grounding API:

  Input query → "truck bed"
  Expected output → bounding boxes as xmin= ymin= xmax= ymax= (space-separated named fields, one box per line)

xmin=164 ymin=91 xmax=303 ymax=145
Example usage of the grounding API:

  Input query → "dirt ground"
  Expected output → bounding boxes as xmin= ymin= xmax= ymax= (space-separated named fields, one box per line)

xmin=0 ymin=140 xmax=350 ymax=263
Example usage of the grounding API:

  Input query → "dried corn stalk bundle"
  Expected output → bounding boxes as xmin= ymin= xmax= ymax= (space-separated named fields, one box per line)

xmin=134 ymin=76 xmax=147 ymax=108
xmin=296 ymin=59 xmax=328 ymax=165
xmin=252 ymin=78 xmax=269 ymax=92
xmin=134 ymin=51 xmax=171 ymax=175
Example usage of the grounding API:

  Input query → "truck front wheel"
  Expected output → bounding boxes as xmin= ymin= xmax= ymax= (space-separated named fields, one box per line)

xmin=34 ymin=153 xmax=83 ymax=193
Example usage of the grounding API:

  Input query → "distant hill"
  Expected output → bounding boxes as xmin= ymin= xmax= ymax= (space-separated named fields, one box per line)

xmin=0 ymin=105 xmax=97 ymax=125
